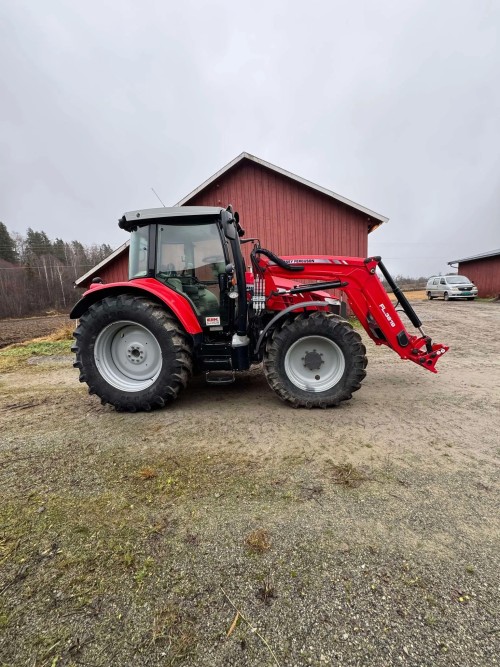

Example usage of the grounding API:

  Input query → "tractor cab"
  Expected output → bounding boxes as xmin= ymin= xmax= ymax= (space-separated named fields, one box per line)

xmin=121 ymin=206 xmax=247 ymax=334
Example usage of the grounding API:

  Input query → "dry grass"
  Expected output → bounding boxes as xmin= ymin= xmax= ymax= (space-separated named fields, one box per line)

xmin=37 ymin=322 xmax=75 ymax=342
xmin=388 ymin=289 xmax=427 ymax=302
xmin=245 ymin=529 xmax=271 ymax=553
xmin=330 ymin=463 xmax=370 ymax=488
xmin=137 ymin=467 xmax=158 ymax=480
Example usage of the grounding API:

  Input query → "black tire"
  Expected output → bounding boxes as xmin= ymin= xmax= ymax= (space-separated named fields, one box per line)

xmin=444 ymin=292 xmax=450 ymax=301
xmin=427 ymin=291 xmax=434 ymax=300
xmin=72 ymin=295 xmax=192 ymax=411
xmin=263 ymin=312 xmax=367 ymax=408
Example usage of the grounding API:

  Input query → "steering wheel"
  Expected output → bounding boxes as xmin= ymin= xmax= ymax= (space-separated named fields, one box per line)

xmin=203 ymin=255 xmax=225 ymax=264
xmin=158 ymin=263 xmax=178 ymax=278
xmin=179 ymin=274 xmax=201 ymax=285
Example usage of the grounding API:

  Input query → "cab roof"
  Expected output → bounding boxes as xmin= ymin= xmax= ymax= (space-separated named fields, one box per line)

xmin=119 ymin=206 xmax=225 ymax=231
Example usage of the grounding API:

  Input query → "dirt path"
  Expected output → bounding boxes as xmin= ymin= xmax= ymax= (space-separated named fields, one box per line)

xmin=0 ymin=301 xmax=499 ymax=667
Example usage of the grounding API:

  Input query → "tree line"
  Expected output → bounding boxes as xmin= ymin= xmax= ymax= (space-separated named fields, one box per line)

xmin=0 ymin=222 xmax=113 ymax=318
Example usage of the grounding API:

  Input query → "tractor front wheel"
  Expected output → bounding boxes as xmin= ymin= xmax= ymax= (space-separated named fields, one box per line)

xmin=72 ymin=295 xmax=192 ymax=411
xmin=263 ymin=312 xmax=367 ymax=408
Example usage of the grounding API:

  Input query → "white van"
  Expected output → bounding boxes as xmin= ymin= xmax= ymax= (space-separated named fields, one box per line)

xmin=426 ymin=275 xmax=478 ymax=301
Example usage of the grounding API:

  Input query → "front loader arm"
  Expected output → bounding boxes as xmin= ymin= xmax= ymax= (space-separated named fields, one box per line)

xmin=255 ymin=252 xmax=448 ymax=373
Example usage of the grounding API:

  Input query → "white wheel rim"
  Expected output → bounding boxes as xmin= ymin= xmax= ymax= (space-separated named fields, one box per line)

xmin=94 ymin=320 xmax=162 ymax=392
xmin=284 ymin=335 xmax=345 ymax=392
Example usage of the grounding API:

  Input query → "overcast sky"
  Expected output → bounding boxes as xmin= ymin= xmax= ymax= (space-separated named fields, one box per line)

xmin=1 ymin=0 xmax=499 ymax=277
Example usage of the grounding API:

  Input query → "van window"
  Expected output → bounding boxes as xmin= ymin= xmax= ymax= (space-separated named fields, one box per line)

xmin=440 ymin=278 xmax=446 ymax=285
xmin=433 ymin=278 xmax=438 ymax=285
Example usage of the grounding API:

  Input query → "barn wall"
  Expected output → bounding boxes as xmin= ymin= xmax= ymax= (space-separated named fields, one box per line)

xmin=78 ymin=160 xmax=373 ymax=288
xmin=184 ymin=161 xmax=370 ymax=260
xmin=458 ymin=256 xmax=500 ymax=298
xmin=78 ymin=249 xmax=129 ymax=289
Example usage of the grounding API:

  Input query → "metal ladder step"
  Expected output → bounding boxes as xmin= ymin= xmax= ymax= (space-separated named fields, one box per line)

xmin=205 ymin=370 xmax=235 ymax=385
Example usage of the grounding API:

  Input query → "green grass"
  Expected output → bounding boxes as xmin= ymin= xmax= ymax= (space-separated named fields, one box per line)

xmin=0 ymin=339 xmax=72 ymax=372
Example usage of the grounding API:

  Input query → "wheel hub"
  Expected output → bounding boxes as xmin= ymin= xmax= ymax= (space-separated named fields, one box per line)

xmin=302 ymin=349 xmax=324 ymax=371
xmin=127 ymin=343 xmax=146 ymax=364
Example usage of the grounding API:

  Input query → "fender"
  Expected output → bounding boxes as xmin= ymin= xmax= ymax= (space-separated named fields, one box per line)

xmin=254 ymin=300 xmax=331 ymax=354
xmin=69 ymin=278 xmax=203 ymax=335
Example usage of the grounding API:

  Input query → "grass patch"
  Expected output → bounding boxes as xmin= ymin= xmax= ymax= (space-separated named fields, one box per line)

xmin=0 ymin=326 xmax=73 ymax=372
xmin=245 ymin=529 xmax=271 ymax=553
xmin=330 ymin=463 xmax=370 ymax=488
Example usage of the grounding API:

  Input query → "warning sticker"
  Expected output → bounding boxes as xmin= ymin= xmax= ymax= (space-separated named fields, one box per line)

xmin=205 ymin=316 xmax=221 ymax=326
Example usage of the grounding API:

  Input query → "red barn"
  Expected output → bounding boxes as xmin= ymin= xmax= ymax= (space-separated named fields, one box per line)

xmin=448 ymin=249 xmax=500 ymax=298
xmin=76 ymin=152 xmax=387 ymax=288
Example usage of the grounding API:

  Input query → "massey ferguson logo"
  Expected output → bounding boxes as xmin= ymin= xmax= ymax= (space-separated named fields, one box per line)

xmin=379 ymin=303 xmax=396 ymax=328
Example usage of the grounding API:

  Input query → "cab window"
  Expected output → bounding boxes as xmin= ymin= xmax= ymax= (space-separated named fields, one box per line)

xmin=129 ymin=227 xmax=149 ymax=279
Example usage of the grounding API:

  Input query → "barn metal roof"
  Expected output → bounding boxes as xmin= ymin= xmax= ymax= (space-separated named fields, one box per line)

xmin=175 ymin=152 xmax=389 ymax=228
xmin=448 ymin=249 xmax=500 ymax=264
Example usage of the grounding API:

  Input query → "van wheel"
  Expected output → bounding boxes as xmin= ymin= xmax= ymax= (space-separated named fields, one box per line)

xmin=427 ymin=291 xmax=433 ymax=300
xmin=444 ymin=292 xmax=450 ymax=301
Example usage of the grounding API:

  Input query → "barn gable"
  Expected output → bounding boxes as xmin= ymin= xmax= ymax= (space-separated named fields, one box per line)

xmin=76 ymin=153 xmax=388 ymax=288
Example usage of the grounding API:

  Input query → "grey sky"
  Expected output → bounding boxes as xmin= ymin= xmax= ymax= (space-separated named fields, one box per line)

xmin=1 ymin=0 xmax=499 ymax=277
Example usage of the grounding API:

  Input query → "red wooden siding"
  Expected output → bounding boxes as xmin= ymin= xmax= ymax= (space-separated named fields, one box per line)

xmin=458 ymin=256 xmax=500 ymax=298
xmin=78 ymin=159 xmax=373 ymax=288
xmin=79 ymin=249 xmax=128 ymax=289
xmin=184 ymin=161 xmax=370 ymax=260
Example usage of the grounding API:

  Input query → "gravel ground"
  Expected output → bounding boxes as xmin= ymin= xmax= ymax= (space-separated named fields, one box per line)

xmin=0 ymin=300 xmax=499 ymax=666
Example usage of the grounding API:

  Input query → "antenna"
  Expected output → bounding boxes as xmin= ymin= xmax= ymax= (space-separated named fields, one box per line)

xmin=151 ymin=187 xmax=166 ymax=207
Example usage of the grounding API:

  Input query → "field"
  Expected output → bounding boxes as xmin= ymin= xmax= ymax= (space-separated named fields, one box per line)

xmin=0 ymin=315 xmax=70 ymax=349
xmin=0 ymin=300 xmax=499 ymax=667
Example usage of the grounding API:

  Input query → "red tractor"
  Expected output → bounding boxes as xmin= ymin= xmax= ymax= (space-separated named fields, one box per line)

xmin=70 ymin=206 xmax=448 ymax=411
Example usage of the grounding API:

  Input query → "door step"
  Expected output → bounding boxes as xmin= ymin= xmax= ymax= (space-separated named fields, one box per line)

xmin=205 ymin=370 xmax=235 ymax=385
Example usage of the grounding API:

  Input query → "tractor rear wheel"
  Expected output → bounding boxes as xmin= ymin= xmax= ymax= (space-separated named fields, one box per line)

xmin=263 ymin=312 xmax=367 ymax=408
xmin=72 ymin=295 xmax=192 ymax=411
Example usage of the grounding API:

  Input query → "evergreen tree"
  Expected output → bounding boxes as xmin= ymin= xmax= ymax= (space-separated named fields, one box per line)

xmin=52 ymin=238 xmax=67 ymax=263
xmin=25 ymin=228 xmax=52 ymax=258
xmin=0 ymin=222 xmax=18 ymax=263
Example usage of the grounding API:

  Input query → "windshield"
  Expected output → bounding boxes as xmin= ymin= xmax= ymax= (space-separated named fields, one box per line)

xmin=156 ymin=223 xmax=226 ymax=279
xmin=447 ymin=275 xmax=471 ymax=284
